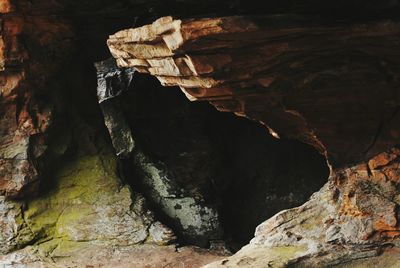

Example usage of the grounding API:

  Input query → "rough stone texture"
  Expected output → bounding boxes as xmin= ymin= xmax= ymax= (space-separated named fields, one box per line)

xmin=0 ymin=148 xmax=176 ymax=255
xmin=206 ymin=147 xmax=400 ymax=267
xmin=95 ymin=59 xmax=224 ymax=246
xmin=108 ymin=15 xmax=400 ymax=266
xmin=0 ymin=244 xmax=227 ymax=267
xmin=0 ymin=1 xmax=178 ymax=261
xmin=1 ymin=1 xmax=244 ymax=266
xmin=95 ymin=59 xmax=329 ymax=249
xmin=0 ymin=2 xmax=53 ymax=198
xmin=108 ymin=15 xmax=400 ymax=168
xmin=0 ymin=196 xmax=26 ymax=254
xmin=95 ymin=58 xmax=136 ymax=158
xmin=132 ymin=150 xmax=223 ymax=246
xmin=3 ymin=1 xmax=400 ymax=267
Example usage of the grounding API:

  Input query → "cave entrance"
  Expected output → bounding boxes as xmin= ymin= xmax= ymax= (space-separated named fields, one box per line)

xmin=98 ymin=70 xmax=330 ymax=251
xmin=49 ymin=0 xmax=331 ymax=253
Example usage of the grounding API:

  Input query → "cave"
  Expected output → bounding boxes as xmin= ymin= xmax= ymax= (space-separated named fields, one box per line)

xmin=1 ymin=1 xmax=400 ymax=267
xmin=96 ymin=68 xmax=329 ymax=249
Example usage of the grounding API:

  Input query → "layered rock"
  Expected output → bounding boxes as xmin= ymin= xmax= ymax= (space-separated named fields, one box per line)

xmin=108 ymin=15 xmax=400 ymax=266
xmin=0 ymin=0 xmax=177 ymax=260
xmin=2 ymin=0 xmax=400 ymax=266
xmin=95 ymin=57 xmax=329 ymax=250
xmin=108 ymin=15 xmax=400 ymax=168
xmin=0 ymin=1 xmax=49 ymax=197
xmin=207 ymin=147 xmax=400 ymax=267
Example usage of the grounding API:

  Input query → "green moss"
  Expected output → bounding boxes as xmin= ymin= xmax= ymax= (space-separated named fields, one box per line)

xmin=270 ymin=245 xmax=308 ymax=258
xmin=227 ymin=245 xmax=308 ymax=268
xmin=20 ymin=153 xmax=128 ymax=253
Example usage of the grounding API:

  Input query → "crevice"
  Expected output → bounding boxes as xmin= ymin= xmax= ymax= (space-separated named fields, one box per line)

xmin=363 ymin=119 xmax=385 ymax=156
xmin=363 ymin=106 xmax=400 ymax=156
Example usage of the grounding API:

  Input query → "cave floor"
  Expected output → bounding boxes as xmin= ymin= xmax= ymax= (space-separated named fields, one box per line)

xmin=0 ymin=244 xmax=228 ymax=268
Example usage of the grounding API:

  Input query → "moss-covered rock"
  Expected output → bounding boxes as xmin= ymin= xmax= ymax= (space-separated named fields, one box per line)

xmin=1 ymin=152 xmax=175 ymax=256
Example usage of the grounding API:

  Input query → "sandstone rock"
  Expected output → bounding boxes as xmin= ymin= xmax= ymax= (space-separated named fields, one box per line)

xmin=0 ymin=244 xmax=227 ymax=268
xmin=3 ymin=1 xmax=400 ymax=267
xmin=108 ymin=15 xmax=400 ymax=266
xmin=108 ymin=15 xmax=400 ymax=168
xmin=0 ymin=13 xmax=40 ymax=197
xmin=0 ymin=0 xmax=75 ymax=198
xmin=95 ymin=58 xmax=136 ymax=104
xmin=205 ymin=147 xmax=400 ymax=267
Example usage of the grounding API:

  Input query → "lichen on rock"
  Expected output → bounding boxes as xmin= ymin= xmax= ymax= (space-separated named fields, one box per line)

xmin=1 ymin=150 xmax=176 ymax=257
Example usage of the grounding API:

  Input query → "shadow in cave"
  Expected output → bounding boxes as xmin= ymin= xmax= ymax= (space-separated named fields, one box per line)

xmin=46 ymin=0 xmax=395 ymax=250
xmin=53 ymin=0 xmax=332 ymax=249
xmin=114 ymin=74 xmax=330 ymax=251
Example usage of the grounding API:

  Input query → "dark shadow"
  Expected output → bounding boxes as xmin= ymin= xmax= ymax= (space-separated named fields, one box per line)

xmin=116 ymin=74 xmax=329 ymax=250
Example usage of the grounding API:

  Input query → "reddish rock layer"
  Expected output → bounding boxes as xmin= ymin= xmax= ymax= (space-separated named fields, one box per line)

xmin=0 ymin=0 xmax=74 ymax=197
xmin=108 ymin=16 xmax=400 ymax=168
xmin=108 ymin=16 xmax=400 ymax=266
xmin=203 ymin=147 xmax=400 ymax=267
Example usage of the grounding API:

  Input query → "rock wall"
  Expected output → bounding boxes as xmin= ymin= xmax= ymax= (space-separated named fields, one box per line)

xmin=0 ymin=0 xmax=175 ymax=259
xmin=108 ymin=15 xmax=400 ymax=168
xmin=2 ymin=0 xmax=326 ymax=265
xmin=2 ymin=0 xmax=400 ymax=267
xmin=108 ymin=14 xmax=400 ymax=266
xmin=0 ymin=0 xmax=66 ymax=198
xmin=95 ymin=58 xmax=328 ymax=248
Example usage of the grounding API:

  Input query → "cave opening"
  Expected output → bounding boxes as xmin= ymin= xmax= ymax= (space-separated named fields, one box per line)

xmin=101 ymin=72 xmax=330 ymax=251
xmin=19 ymin=8 xmax=332 ymax=254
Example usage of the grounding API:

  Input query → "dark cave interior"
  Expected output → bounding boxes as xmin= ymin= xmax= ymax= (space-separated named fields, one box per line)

xmin=116 ymin=74 xmax=330 ymax=249
xmin=3 ymin=1 xmax=400 ymax=266
xmin=34 ymin=48 xmax=329 ymax=251
xmin=21 ymin=0 xmax=400 ymax=253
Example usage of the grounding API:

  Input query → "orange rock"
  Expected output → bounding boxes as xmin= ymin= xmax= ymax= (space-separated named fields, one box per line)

xmin=0 ymin=0 xmax=13 ymax=13
xmin=369 ymin=151 xmax=398 ymax=170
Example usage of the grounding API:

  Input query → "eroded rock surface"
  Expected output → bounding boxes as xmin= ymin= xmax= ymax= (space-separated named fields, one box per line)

xmin=207 ymin=147 xmax=400 ymax=267
xmin=3 ymin=0 xmax=400 ymax=267
xmin=0 ymin=0 xmax=57 ymax=198
xmin=0 ymin=142 xmax=176 ymax=255
xmin=0 ymin=0 xmax=175 ymax=261
xmin=95 ymin=58 xmax=329 ymax=250
xmin=108 ymin=15 xmax=400 ymax=266
xmin=108 ymin=15 xmax=400 ymax=168
xmin=95 ymin=58 xmax=224 ymax=246
xmin=1 ymin=244 xmax=227 ymax=267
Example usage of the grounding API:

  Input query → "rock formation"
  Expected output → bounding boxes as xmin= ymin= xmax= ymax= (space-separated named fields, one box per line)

xmin=0 ymin=0 xmax=189 ymax=263
xmin=108 ymin=15 xmax=400 ymax=266
xmin=2 ymin=0 xmax=400 ymax=267
xmin=0 ymin=0 xmax=58 ymax=198
xmin=94 ymin=58 xmax=327 ymax=248
xmin=108 ymin=15 xmax=400 ymax=168
xmin=95 ymin=58 xmax=223 ymax=246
